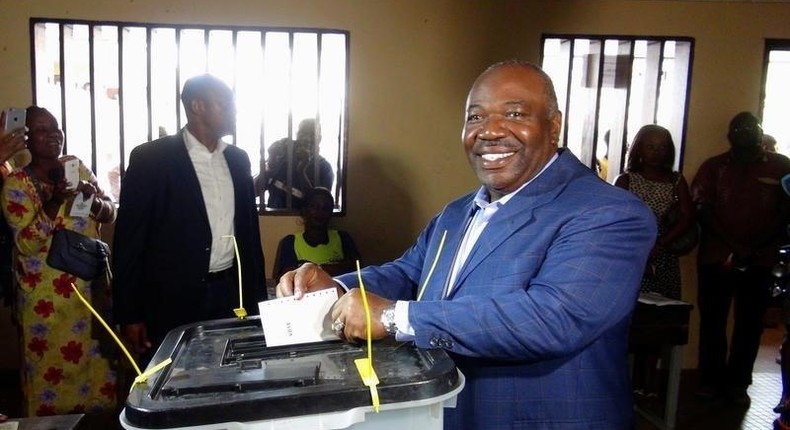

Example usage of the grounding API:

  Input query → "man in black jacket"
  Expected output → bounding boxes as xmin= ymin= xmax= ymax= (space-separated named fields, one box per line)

xmin=113 ymin=74 xmax=266 ymax=364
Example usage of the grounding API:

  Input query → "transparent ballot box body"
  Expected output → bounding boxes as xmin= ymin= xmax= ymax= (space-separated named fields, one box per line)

xmin=120 ymin=317 xmax=464 ymax=430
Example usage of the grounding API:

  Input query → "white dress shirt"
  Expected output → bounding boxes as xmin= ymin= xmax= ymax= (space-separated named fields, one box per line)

xmin=183 ymin=128 xmax=236 ymax=272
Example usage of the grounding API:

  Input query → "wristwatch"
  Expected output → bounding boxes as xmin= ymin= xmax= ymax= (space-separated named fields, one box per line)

xmin=380 ymin=303 xmax=398 ymax=336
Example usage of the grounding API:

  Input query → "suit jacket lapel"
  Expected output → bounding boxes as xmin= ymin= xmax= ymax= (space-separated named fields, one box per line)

xmin=224 ymin=148 xmax=244 ymax=228
xmin=445 ymin=150 xmax=572 ymax=298
xmin=171 ymin=132 xmax=210 ymax=226
xmin=419 ymin=199 xmax=477 ymax=301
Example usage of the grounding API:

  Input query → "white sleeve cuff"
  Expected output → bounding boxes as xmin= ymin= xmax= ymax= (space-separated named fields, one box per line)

xmin=394 ymin=300 xmax=415 ymax=341
xmin=333 ymin=278 xmax=350 ymax=292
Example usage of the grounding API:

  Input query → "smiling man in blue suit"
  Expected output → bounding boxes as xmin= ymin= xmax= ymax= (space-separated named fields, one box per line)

xmin=277 ymin=60 xmax=656 ymax=429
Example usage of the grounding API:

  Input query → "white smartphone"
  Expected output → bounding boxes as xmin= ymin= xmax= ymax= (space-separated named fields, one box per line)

xmin=3 ymin=107 xmax=26 ymax=133
xmin=64 ymin=159 xmax=79 ymax=190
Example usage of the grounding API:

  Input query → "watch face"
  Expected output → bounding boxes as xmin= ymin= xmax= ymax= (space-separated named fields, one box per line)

xmin=381 ymin=306 xmax=397 ymax=335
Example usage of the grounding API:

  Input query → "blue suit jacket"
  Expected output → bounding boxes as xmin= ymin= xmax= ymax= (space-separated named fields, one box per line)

xmin=112 ymin=132 xmax=266 ymax=342
xmin=337 ymin=149 xmax=656 ymax=429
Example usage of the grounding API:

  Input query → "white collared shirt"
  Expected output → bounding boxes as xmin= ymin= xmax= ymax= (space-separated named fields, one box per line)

xmin=183 ymin=128 xmax=236 ymax=272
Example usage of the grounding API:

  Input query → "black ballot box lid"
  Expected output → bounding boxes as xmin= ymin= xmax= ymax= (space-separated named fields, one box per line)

xmin=629 ymin=292 xmax=694 ymax=348
xmin=122 ymin=317 xmax=462 ymax=429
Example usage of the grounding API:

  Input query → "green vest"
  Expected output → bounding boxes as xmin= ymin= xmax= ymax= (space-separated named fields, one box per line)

xmin=294 ymin=229 xmax=344 ymax=264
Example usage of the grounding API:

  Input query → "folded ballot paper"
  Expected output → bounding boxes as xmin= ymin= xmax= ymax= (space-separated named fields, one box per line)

xmin=638 ymin=291 xmax=690 ymax=307
xmin=258 ymin=288 xmax=339 ymax=347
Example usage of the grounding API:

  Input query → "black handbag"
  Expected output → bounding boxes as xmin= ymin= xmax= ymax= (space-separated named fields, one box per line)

xmin=661 ymin=173 xmax=699 ymax=256
xmin=47 ymin=228 xmax=111 ymax=280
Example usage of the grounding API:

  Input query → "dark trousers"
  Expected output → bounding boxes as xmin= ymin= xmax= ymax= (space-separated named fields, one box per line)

xmin=697 ymin=263 xmax=772 ymax=390
xmin=200 ymin=268 xmax=239 ymax=321
xmin=139 ymin=268 xmax=238 ymax=369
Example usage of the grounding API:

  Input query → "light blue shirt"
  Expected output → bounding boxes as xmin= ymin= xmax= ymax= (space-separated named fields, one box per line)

xmin=395 ymin=153 xmax=559 ymax=339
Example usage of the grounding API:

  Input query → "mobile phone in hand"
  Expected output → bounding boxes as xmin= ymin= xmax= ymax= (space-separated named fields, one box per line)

xmin=3 ymin=107 xmax=26 ymax=133
xmin=64 ymin=159 xmax=79 ymax=190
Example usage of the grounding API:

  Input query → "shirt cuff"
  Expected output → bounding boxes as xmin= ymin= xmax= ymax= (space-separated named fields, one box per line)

xmin=333 ymin=278 xmax=350 ymax=292
xmin=332 ymin=279 xmax=414 ymax=341
xmin=394 ymin=300 xmax=415 ymax=341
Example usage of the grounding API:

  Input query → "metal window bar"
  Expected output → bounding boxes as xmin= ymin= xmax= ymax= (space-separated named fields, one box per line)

xmin=653 ymin=40 xmax=667 ymax=125
xmin=30 ymin=18 xmax=349 ymax=214
xmin=561 ymin=38 xmax=575 ymax=151
xmin=590 ymin=40 xmax=605 ymax=171
xmin=117 ymin=26 xmax=126 ymax=180
xmin=542 ymin=34 xmax=693 ymax=179
xmin=88 ymin=24 xmax=97 ymax=169
xmin=618 ymin=41 xmax=637 ymax=175
xmin=58 ymin=24 xmax=67 ymax=153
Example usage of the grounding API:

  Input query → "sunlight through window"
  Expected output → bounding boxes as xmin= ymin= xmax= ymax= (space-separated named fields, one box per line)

xmin=542 ymin=35 xmax=693 ymax=182
xmin=31 ymin=18 xmax=349 ymax=213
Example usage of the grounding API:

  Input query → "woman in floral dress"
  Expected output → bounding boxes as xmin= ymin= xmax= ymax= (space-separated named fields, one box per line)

xmin=1 ymin=106 xmax=117 ymax=417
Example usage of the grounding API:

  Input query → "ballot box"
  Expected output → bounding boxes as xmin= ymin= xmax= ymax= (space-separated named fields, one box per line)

xmin=119 ymin=317 xmax=464 ymax=430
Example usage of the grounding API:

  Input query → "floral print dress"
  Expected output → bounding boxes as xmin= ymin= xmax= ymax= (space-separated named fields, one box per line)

xmin=1 ymin=156 xmax=116 ymax=416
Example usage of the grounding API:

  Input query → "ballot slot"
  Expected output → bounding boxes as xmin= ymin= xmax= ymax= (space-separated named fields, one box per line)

xmin=222 ymin=336 xmax=361 ymax=364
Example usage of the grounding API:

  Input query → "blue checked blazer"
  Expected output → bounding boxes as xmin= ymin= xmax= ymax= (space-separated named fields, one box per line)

xmin=337 ymin=149 xmax=656 ymax=429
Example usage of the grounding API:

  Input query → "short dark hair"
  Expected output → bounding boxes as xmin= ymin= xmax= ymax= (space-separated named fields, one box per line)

xmin=625 ymin=124 xmax=676 ymax=172
xmin=729 ymin=111 xmax=761 ymax=129
xmin=25 ymin=106 xmax=53 ymax=126
xmin=303 ymin=186 xmax=334 ymax=206
xmin=483 ymin=60 xmax=560 ymax=117
xmin=180 ymin=74 xmax=229 ymax=109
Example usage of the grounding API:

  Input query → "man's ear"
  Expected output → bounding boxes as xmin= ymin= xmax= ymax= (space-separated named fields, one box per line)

xmin=550 ymin=111 xmax=563 ymax=145
xmin=188 ymin=98 xmax=205 ymax=117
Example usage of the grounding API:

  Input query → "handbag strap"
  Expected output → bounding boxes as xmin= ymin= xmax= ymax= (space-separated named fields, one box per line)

xmin=671 ymin=171 xmax=682 ymax=202
xmin=24 ymin=166 xmax=48 ymax=205
xmin=104 ymin=259 xmax=113 ymax=283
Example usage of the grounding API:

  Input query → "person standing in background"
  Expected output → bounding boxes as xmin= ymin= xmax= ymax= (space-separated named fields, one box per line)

xmin=272 ymin=186 xmax=360 ymax=280
xmin=692 ymin=112 xmax=790 ymax=405
xmin=112 ymin=74 xmax=267 ymax=365
xmin=763 ymin=133 xmax=778 ymax=153
xmin=1 ymin=106 xmax=117 ymax=419
xmin=0 ymin=109 xmax=29 ymax=306
xmin=614 ymin=124 xmax=694 ymax=399
xmin=263 ymin=118 xmax=334 ymax=210
xmin=614 ymin=124 xmax=694 ymax=299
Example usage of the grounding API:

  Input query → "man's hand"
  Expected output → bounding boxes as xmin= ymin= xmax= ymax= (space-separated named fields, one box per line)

xmin=330 ymin=288 xmax=394 ymax=343
xmin=275 ymin=262 xmax=342 ymax=299
xmin=122 ymin=322 xmax=152 ymax=357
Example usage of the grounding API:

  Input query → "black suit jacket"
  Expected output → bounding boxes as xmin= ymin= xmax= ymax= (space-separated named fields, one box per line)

xmin=112 ymin=132 xmax=266 ymax=342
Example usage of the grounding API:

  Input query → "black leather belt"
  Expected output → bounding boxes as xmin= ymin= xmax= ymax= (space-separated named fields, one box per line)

xmin=205 ymin=267 xmax=235 ymax=281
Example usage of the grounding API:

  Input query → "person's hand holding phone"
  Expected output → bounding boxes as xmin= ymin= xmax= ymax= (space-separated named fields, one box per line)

xmin=47 ymin=164 xmax=70 ymax=200
xmin=0 ymin=108 xmax=28 ymax=167
xmin=41 ymin=165 xmax=73 ymax=219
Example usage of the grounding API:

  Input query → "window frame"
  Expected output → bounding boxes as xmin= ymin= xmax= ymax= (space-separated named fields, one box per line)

xmin=540 ymin=33 xmax=695 ymax=180
xmin=760 ymin=39 xmax=790 ymax=156
xmin=29 ymin=17 xmax=351 ymax=216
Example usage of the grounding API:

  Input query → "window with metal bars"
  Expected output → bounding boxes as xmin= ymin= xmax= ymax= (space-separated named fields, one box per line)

xmin=30 ymin=18 xmax=349 ymax=214
xmin=761 ymin=40 xmax=790 ymax=156
xmin=541 ymin=35 xmax=693 ymax=182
